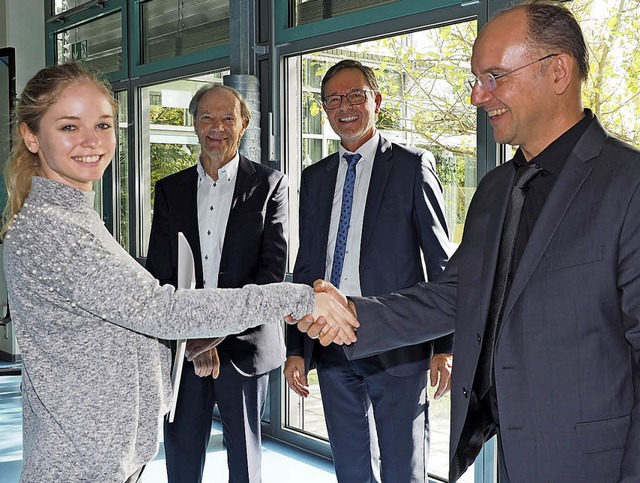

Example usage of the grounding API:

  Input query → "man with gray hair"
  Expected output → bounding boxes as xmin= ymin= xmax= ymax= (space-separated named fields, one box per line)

xmin=146 ymin=84 xmax=289 ymax=482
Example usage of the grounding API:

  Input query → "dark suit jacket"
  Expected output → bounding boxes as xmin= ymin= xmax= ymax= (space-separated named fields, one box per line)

xmin=146 ymin=155 xmax=288 ymax=375
xmin=344 ymin=116 xmax=640 ymax=482
xmin=287 ymin=136 xmax=454 ymax=377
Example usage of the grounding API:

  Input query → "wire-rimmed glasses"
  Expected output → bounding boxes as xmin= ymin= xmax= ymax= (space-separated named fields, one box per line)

xmin=467 ymin=54 xmax=558 ymax=92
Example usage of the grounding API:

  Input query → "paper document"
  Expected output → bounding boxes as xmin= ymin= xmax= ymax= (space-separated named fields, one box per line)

xmin=168 ymin=232 xmax=196 ymax=423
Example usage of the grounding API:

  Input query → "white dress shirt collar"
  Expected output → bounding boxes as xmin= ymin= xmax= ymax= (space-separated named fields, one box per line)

xmin=196 ymin=153 xmax=240 ymax=186
xmin=338 ymin=130 xmax=380 ymax=165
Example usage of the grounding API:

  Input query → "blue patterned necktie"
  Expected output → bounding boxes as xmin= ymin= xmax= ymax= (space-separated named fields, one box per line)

xmin=330 ymin=153 xmax=362 ymax=289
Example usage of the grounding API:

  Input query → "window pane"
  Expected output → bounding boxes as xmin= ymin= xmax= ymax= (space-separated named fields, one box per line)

xmin=302 ymin=138 xmax=322 ymax=170
xmin=302 ymin=92 xmax=322 ymax=135
xmin=55 ymin=11 xmax=122 ymax=74
xmin=286 ymin=369 xmax=328 ymax=439
xmin=292 ymin=0 xmax=398 ymax=26
xmin=117 ymin=90 xmax=129 ymax=251
xmin=138 ymin=71 xmax=228 ymax=257
xmin=142 ymin=0 xmax=230 ymax=64
xmin=286 ymin=20 xmax=477 ymax=482
xmin=572 ymin=0 xmax=640 ymax=148
xmin=53 ymin=0 xmax=95 ymax=15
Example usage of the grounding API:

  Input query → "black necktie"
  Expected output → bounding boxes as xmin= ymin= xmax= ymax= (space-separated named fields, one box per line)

xmin=475 ymin=163 xmax=542 ymax=399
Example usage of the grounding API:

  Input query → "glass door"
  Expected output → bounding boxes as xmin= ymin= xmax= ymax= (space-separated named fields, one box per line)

xmin=283 ymin=19 xmax=478 ymax=482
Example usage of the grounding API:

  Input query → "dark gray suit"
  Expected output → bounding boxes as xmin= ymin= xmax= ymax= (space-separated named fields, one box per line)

xmin=345 ymin=116 xmax=640 ymax=482
xmin=287 ymin=136 xmax=453 ymax=481
xmin=146 ymin=156 xmax=288 ymax=483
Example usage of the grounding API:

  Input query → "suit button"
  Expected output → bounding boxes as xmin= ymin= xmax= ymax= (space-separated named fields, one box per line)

xmin=462 ymin=387 xmax=468 ymax=398
xmin=476 ymin=333 xmax=481 ymax=344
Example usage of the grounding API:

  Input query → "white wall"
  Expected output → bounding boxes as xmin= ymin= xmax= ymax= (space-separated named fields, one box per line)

xmin=0 ymin=0 xmax=46 ymax=94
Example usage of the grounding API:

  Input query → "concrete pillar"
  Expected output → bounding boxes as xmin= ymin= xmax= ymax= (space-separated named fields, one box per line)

xmin=224 ymin=74 xmax=261 ymax=163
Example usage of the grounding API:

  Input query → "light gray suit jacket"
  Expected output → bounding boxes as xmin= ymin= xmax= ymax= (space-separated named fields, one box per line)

xmin=345 ymin=114 xmax=640 ymax=482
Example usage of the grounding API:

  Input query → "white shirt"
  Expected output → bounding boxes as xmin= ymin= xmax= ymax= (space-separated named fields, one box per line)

xmin=196 ymin=155 xmax=239 ymax=288
xmin=324 ymin=132 xmax=379 ymax=297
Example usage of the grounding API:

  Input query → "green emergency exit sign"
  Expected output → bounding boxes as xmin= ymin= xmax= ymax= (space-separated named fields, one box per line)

xmin=71 ymin=40 xmax=88 ymax=61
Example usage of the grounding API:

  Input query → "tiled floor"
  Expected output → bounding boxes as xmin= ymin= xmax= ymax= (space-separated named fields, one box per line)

xmin=0 ymin=372 xmax=337 ymax=483
xmin=0 ymin=364 xmax=470 ymax=483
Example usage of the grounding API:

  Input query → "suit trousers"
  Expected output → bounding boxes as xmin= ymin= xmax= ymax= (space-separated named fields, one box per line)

xmin=316 ymin=344 xmax=429 ymax=483
xmin=164 ymin=359 xmax=269 ymax=483
xmin=497 ymin=433 xmax=511 ymax=483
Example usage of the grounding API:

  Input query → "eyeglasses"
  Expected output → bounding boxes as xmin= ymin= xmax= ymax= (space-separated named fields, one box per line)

xmin=322 ymin=89 xmax=375 ymax=110
xmin=467 ymin=54 xmax=558 ymax=92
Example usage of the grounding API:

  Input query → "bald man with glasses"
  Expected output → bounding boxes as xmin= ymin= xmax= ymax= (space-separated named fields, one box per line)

xmin=304 ymin=3 xmax=640 ymax=482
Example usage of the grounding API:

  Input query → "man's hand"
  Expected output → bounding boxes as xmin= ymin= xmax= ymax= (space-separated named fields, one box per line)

xmin=312 ymin=290 xmax=358 ymax=344
xmin=286 ymin=280 xmax=358 ymax=345
xmin=192 ymin=347 xmax=221 ymax=379
xmin=185 ymin=337 xmax=225 ymax=361
xmin=283 ymin=356 xmax=309 ymax=397
xmin=429 ymin=353 xmax=452 ymax=400
xmin=286 ymin=314 xmax=342 ymax=346
xmin=312 ymin=279 xmax=349 ymax=309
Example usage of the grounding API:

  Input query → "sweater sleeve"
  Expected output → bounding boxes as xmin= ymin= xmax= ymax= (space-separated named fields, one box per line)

xmin=83 ymin=244 xmax=313 ymax=339
xmin=18 ymin=210 xmax=314 ymax=340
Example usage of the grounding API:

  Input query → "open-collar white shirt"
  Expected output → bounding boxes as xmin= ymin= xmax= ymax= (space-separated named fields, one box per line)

xmin=324 ymin=131 xmax=380 ymax=297
xmin=196 ymin=154 xmax=239 ymax=288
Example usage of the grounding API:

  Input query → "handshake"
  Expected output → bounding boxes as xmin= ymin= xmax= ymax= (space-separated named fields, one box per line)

xmin=184 ymin=279 xmax=358 ymax=379
xmin=286 ymin=279 xmax=359 ymax=346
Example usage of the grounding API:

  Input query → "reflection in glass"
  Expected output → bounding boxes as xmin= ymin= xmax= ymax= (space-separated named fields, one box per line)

xmin=55 ymin=11 xmax=122 ymax=74
xmin=303 ymin=92 xmax=322 ymax=136
xmin=288 ymin=20 xmax=477 ymax=482
xmin=54 ymin=0 xmax=93 ymax=15
xmin=142 ymin=0 xmax=230 ymax=63
xmin=0 ymin=48 xmax=14 ymax=209
xmin=291 ymin=0 xmax=398 ymax=26
xmin=117 ymin=91 xmax=129 ymax=251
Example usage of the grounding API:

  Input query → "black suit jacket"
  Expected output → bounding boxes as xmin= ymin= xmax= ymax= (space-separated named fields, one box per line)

xmin=344 ymin=117 xmax=640 ymax=482
xmin=288 ymin=136 xmax=454 ymax=377
xmin=146 ymin=155 xmax=288 ymax=375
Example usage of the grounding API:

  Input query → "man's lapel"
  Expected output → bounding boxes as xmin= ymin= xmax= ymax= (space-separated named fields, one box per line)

xmin=314 ymin=153 xmax=340 ymax=277
xmin=223 ymin=155 xmax=255 ymax=250
xmin=361 ymin=137 xmax=393 ymax=250
xmin=181 ymin=166 xmax=204 ymax=283
xmin=501 ymin=117 xmax=607 ymax=323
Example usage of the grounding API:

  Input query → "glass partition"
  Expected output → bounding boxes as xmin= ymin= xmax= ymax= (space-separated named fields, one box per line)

xmin=53 ymin=0 xmax=102 ymax=15
xmin=55 ymin=11 xmax=123 ymax=75
xmin=291 ymin=0 xmax=397 ymax=26
xmin=116 ymin=90 xmax=130 ymax=251
xmin=137 ymin=71 xmax=228 ymax=257
xmin=0 ymin=47 xmax=16 ymax=208
xmin=0 ymin=48 xmax=15 ymax=210
xmin=285 ymin=19 xmax=478 ymax=482
xmin=141 ymin=0 xmax=230 ymax=64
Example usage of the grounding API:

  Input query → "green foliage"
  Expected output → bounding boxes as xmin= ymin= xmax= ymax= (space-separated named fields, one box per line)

xmin=149 ymin=144 xmax=198 ymax=204
xmin=572 ymin=0 xmax=640 ymax=147
xmin=149 ymin=105 xmax=188 ymax=126
xmin=148 ymin=106 xmax=198 ymax=205
xmin=304 ymin=1 xmax=640 ymax=165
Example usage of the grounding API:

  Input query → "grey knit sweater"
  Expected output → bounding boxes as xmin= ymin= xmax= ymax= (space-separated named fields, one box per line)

xmin=4 ymin=177 xmax=314 ymax=482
